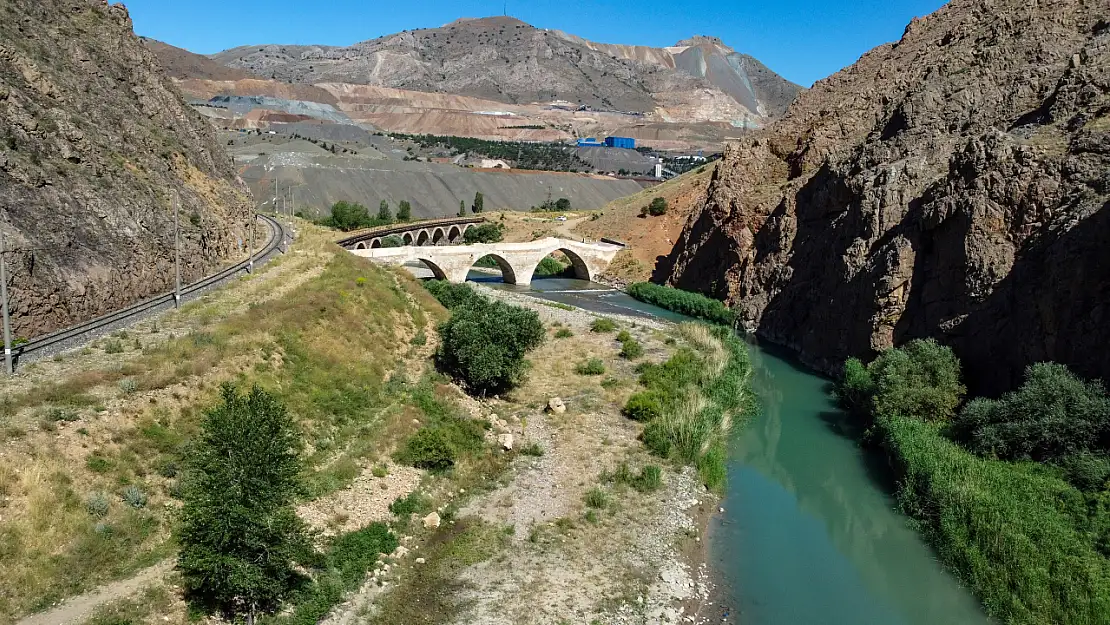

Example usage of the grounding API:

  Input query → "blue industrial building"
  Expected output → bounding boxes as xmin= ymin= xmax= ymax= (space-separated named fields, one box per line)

xmin=604 ymin=136 xmax=636 ymax=149
xmin=576 ymin=137 xmax=603 ymax=147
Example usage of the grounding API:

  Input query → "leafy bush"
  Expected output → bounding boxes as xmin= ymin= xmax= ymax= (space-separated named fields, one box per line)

xmin=623 ymin=392 xmax=663 ymax=422
xmin=554 ymin=328 xmax=574 ymax=339
xmin=435 ymin=295 xmax=545 ymax=396
xmin=389 ymin=492 xmax=433 ymax=517
xmin=575 ymin=359 xmax=606 ymax=376
xmin=534 ymin=256 xmax=573 ymax=277
xmin=619 ymin=338 xmax=644 ymax=360
xmin=590 ymin=318 xmax=617 ymax=333
xmin=86 ymin=492 xmax=110 ymax=518
xmin=321 ymin=201 xmax=385 ymax=232
xmin=639 ymin=197 xmax=668 ymax=217
xmin=379 ymin=235 xmax=404 ymax=248
xmin=104 ymin=339 xmax=124 ymax=354
xmin=836 ymin=339 xmax=965 ymax=423
xmin=118 ymin=378 xmax=138 ymax=395
xmin=950 ymin=363 xmax=1110 ymax=462
xmin=399 ymin=428 xmax=456 ymax=471
xmin=423 ymin=281 xmax=480 ymax=310
xmin=463 ymin=223 xmax=504 ymax=244
xmin=1057 ymin=453 xmax=1110 ymax=492
xmin=121 ymin=486 xmax=147 ymax=509
xmin=627 ymin=283 xmax=734 ymax=326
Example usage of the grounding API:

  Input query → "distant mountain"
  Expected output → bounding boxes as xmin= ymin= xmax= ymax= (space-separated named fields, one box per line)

xmin=140 ymin=37 xmax=255 ymax=82
xmin=206 ymin=16 xmax=802 ymax=127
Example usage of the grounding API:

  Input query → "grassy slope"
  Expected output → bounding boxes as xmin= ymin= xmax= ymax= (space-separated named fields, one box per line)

xmin=0 ymin=226 xmax=443 ymax=624
xmin=574 ymin=165 xmax=716 ymax=282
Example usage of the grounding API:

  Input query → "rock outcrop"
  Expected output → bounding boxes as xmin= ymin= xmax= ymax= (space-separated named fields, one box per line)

xmin=0 ymin=0 xmax=253 ymax=338
xmin=659 ymin=0 xmax=1110 ymax=394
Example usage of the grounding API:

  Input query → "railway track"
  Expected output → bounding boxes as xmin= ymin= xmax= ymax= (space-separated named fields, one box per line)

xmin=11 ymin=214 xmax=289 ymax=369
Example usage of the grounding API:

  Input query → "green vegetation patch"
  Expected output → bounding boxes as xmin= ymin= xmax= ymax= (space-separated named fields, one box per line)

xmin=627 ymin=283 xmax=735 ymax=326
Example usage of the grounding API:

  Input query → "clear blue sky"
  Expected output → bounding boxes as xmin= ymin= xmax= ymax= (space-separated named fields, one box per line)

xmin=126 ymin=0 xmax=948 ymax=87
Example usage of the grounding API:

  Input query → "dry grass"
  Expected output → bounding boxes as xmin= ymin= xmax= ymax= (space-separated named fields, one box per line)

xmin=0 ymin=222 xmax=443 ymax=625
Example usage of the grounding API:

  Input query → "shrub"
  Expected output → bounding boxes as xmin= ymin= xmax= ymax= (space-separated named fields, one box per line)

xmin=463 ymin=223 xmax=504 ymax=244
xmin=534 ymin=256 xmax=573 ymax=277
xmin=86 ymin=492 xmax=110 ymax=518
xmin=619 ymin=338 xmax=644 ymax=360
xmin=635 ymin=465 xmax=663 ymax=493
xmin=1057 ymin=453 xmax=1110 ymax=492
xmin=626 ymin=283 xmax=734 ymax=326
xmin=104 ymin=340 xmax=124 ymax=354
xmin=121 ymin=486 xmax=147 ymax=509
xmin=623 ymin=392 xmax=663 ymax=422
xmin=590 ymin=318 xmax=617 ymax=333
xmin=399 ymin=428 xmax=457 ymax=471
xmin=554 ymin=328 xmax=574 ymax=339
xmin=584 ymin=487 xmax=609 ymax=509
xmin=118 ymin=378 xmax=138 ymax=395
xmin=379 ymin=235 xmax=404 ymax=248
xmin=950 ymin=362 xmax=1110 ymax=462
xmin=616 ymin=330 xmax=632 ymax=343
xmin=837 ymin=339 xmax=965 ymax=424
xmin=519 ymin=441 xmax=545 ymax=457
xmin=371 ymin=465 xmax=389 ymax=478
xmin=435 ymin=295 xmax=545 ymax=395
xmin=641 ymin=197 xmax=668 ymax=217
xmin=576 ymin=359 xmax=606 ymax=376
xmin=423 ymin=280 xmax=479 ymax=310
xmin=389 ymin=491 xmax=433 ymax=517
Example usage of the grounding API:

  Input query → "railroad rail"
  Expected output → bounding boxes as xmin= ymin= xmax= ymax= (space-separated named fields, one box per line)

xmin=336 ymin=217 xmax=486 ymax=249
xmin=10 ymin=214 xmax=288 ymax=369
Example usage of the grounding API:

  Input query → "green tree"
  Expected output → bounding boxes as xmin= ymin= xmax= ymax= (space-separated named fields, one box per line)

xmin=647 ymin=197 xmax=668 ymax=216
xmin=835 ymin=339 xmax=965 ymax=423
xmin=327 ymin=201 xmax=372 ymax=231
xmin=435 ymin=296 xmax=546 ymax=395
xmin=462 ymin=223 xmax=504 ymax=244
xmin=378 ymin=200 xmax=392 ymax=223
xmin=554 ymin=197 xmax=571 ymax=212
xmin=396 ymin=200 xmax=412 ymax=222
xmin=472 ymin=191 xmax=484 ymax=214
xmin=177 ymin=385 xmax=311 ymax=625
xmin=458 ymin=200 xmax=467 ymax=218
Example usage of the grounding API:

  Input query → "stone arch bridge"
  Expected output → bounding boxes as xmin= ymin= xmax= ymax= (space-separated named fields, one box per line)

xmin=351 ymin=238 xmax=624 ymax=285
xmin=337 ymin=218 xmax=484 ymax=250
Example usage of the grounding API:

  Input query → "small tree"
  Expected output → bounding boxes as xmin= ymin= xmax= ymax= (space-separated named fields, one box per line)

xmin=397 ymin=200 xmax=412 ymax=222
xmin=436 ymin=297 xmax=546 ymax=395
xmin=463 ymin=223 xmax=504 ymax=244
xmin=177 ymin=385 xmax=311 ymax=625
xmin=555 ymin=197 xmax=571 ymax=212
xmin=647 ymin=197 xmax=668 ymax=216
xmin=378 ymin=200 xmax=393 ymax=223
xmin=328 ymin=201 xmax=371 ymax=231
xmin=458 ymin=200 xmax=467 ymax=218
xmin=472 ymin=191 xmax=484 ymax=214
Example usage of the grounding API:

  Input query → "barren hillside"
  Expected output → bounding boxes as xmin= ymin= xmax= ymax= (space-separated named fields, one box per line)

xmin=0 ymin=0 xmax=253 ymax=339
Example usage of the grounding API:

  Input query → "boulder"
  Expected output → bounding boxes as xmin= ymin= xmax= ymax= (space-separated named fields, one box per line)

xmin=498 ymin=433 xmax=514 ymax=451
xmin=422 ymin=512 xmax=441 ymax=529
xmin=546 ymin=397 xmax=566 ymax=414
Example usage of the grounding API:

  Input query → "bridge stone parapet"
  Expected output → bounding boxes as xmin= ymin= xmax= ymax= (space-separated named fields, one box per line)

xmin=350 ymin=238 xmax=623 ymax=285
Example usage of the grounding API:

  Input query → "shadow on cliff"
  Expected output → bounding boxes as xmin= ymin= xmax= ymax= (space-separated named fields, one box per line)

xmin=947 ymin=199 xmax=1110 ymax=396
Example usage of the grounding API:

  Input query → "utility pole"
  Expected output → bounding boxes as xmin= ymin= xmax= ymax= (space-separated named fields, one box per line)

xmin=0 ymin=231 xmax=11 ymax=375
xmin=174 ymin=195 xmax=181 ymax=308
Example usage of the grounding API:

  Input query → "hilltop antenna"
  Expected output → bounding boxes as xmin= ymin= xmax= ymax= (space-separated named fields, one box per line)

xmin=504 ymin=1 xmax=507 ymax=16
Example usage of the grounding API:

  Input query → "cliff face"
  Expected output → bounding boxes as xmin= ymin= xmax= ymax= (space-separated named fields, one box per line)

xmin=659 ymin=0 xmax=1110 ymax=394
xmin=0 ymin=0 xmax=253 ymax=338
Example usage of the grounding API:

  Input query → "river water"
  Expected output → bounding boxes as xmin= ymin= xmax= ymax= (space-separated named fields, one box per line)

xmin=482 ymin=275 xmax=991 ymax=625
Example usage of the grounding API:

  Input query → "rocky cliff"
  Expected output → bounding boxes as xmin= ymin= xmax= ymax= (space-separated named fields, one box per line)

xmin=0 ymin=0 xmax=253 ymax=339
xmin=658 ymin=0 xmax=1110 ymax=394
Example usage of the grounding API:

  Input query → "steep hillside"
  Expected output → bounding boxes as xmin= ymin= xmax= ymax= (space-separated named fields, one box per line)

xmin=140 ymin=37 xmax=254 ymax=82
xmin=575 ymin=165 xmax=716 ymax=283
xmin=210 ymin=17 xmax=801 ymax=127
xmin=660 ymin=0 xmax=1110 ymax=394
xmin=0 ymin=0 xmax=253 ymax=339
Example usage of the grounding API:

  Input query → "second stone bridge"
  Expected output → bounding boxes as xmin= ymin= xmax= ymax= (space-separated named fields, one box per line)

xmin=350 ymin=238 xmax=624 ymax=285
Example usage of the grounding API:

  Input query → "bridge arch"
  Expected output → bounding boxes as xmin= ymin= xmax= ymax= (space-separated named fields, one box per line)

xmin=470 ymin=254 xmax=518 ymax=284
xmin=432 ymin=227 xmax=447 ymax=245
xmin=416 ymin=229 xmax=431 ymax=246
xmin=447 ymin=225 xmax=462 ymax=243
xmin=354 ymin=241 xmax=368 ymax=250
xmin=403 ymin=232 xmax=415 ymax=245
xmin=527 ymin=247 xmax=592 ymax=282
xmin=370 ymin=238 xmax=382 ymax=249
xmin=415 ymin=258 xmax=450 ymax=281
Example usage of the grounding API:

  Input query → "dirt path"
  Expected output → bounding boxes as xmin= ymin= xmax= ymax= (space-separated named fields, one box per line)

xmin=555 ymin=216 xmax=589 ymax=239
xmin=13 ymin=561 xmax=173 ymax=625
